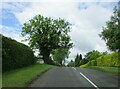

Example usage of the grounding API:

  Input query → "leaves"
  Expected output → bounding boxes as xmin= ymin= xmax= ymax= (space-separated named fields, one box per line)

xmin=100 ymin=2 xmax=120 ymax=52
xmin=21 ymin=15 xmax=73 ymax=64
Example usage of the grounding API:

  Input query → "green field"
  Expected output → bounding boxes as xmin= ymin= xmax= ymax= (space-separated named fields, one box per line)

xmin=2 ymin=64 xmax=53 ymax=87
xmin=81 ymin=66 xmax=120 ymax=75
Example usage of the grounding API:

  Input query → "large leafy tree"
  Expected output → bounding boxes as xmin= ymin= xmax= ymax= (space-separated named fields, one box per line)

xmin=22 ymin=15 xmax=73 ymax=64
xmin=99 ymin=2 xmax=120 ymax=52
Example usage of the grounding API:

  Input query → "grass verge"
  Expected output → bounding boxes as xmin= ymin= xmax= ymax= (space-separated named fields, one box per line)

xmin=2 ymin=64 xmax=53 ymax=87
xmin=81 ymin=66 xmax=120 ymax=75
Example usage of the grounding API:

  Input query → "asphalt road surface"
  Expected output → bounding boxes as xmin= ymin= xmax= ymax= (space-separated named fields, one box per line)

xmin=29 ymin=67 xmax=119 ymax=88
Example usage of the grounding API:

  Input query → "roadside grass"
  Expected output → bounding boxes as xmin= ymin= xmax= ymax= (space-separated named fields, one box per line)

xmin=0 ymin=74 xmax=2 ymax=88
xmin=81 ymin=66 xmax=120 ymax=75
xmin=2 ymin=64 xmax=53 ymax=87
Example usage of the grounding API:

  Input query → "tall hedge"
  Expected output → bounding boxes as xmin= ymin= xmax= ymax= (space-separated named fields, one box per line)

xmin=81 ymin=52 xmax=120 ymax=67
xmin=2 ymin=35 xmax=36 ymax=72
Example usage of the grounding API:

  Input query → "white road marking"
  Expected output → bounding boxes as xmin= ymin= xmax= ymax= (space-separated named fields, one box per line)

xmin=72 ymin=67 xmax=99 ymax=89
xmin=72 ymin=67 xmax=76 ymax=70
xmin=80 ymin=72 xmax=99 ymax=89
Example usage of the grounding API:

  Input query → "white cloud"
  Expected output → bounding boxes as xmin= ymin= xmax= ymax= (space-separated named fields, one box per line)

xmin=15 ymin=2 xmax=79 ymax=24
xmin=2 ymin=0 xmax=119 ymax=2
xmin=0 ymin=25 xmax=29 ymax=45
xmin=2 ymin=1 xmax=117 ymax=61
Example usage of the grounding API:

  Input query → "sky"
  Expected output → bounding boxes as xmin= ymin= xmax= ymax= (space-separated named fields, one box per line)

xmin=0 ymin=0 xmax=119 ymax=62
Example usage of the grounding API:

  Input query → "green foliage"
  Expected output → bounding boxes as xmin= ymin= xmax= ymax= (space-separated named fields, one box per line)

xmin=22 ymin=15 xmax=73 ymax=64
xmin=52 ymin=47 xmax=70 ymax=66
xmin=85 ymin=50 xmax=102 ymax=62
xmin=79 ymin=58 xmax=88 ymax=65
xmin=2 ymin=35 xmax=36 ymax=72
xmin=84 ymin=66 xmax=120 ymax=75
xmin=96 ymin=52 xmax=120 ymax=67
xmin=75 ymin=54 xmax=79 ymax=67
xmin=75 ymin=54 xmax=82 ymax=67
xmin=80 ymin=52 xmax=120 ymax=67
xmin=2 ymin=64 xmax=53 ymax=87
xmin=67 ymin=60 xmax=75 ymax=67
xmin=80 ymin=50 xmax=102 ymax=66
xmin=99 ymin=2 xmax=120 ymax=52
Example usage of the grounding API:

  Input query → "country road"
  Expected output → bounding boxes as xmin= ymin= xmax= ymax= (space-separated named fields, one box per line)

xmin=29 ymin=67 xmax=119 ymax=88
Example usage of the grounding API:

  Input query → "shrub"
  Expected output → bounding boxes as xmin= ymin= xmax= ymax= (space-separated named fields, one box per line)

xmin=2 ymin=35 xmax=36 ymax=72
xmin=80 ymin=52 xmax=120 ymax=67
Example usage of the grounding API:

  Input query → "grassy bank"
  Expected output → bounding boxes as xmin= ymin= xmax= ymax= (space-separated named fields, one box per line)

xmin=81 ymin=66 xmax=120 ymax=75
xmin=2 ymin=64 xmax=53 ymax=87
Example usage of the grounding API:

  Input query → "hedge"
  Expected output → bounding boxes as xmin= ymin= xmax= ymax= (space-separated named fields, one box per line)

xmin=2 ymin=35 xmax=36 ymax=72
xmin=96 ymin=52 xmax=120 ymax=67
xmin=80 ymin=52 xmax=120 ymax=67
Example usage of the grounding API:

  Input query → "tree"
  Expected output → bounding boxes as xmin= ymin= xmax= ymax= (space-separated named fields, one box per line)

xmin=52 ymin=47 xmax=70 ymax=66
xmin=79 ymin=54 xmax=82 ymax=60
xmin=67 ymin=60 xmax=75 ymax=67
xmin=75 ymin=54 xmax=82 ymax=67
xmin=99 ymin=2 xmax=120 ymax=52
xmin=79 ymin=58 xmax=88 ymax=65
xmin=84 ymin=50 xmax=101 ymax=62
xmin=79 ymin=54 xmax=82 ymax=65
xmin=22 ymin=15 xmax=73 ymax=64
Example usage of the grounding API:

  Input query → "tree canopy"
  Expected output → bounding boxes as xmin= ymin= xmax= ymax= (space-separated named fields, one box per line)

xmin=22 ymin=15 xmax=73 ymax=64
xmin=84 ymin=50 xmax=101 ymax=62
xmin=99 ymin=2 xmax=120 ymax=52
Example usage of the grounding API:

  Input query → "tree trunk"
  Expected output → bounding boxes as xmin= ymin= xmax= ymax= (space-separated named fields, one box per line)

xmin=42 ymin=49 xmax=53 ymax=64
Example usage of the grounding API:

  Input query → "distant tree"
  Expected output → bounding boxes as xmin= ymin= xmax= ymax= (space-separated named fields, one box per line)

xmin=79 ymin=58 xmax=88 ymax=65
xmin=75 ymin=54 xmax=82 ymax=67
xmin=67 ymin=60 xmax=75 ymax=67
xmin=22 ymin=15 xmax=73 ymax=64
xmin=79 ymin=54 xmax=82 ymax=65
xmin=84 ymin=50 xmax=101 ymax=62
xmin=99 ymin=2 xmax=120 ymax=52
xmin=79 ymin=54 xmax=82 ymax=62
xmin=52 ymin=47 xmax=70 ymax=66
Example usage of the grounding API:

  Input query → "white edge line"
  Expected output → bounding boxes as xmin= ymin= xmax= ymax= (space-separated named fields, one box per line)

xmin=80 ymin=72 xmax=99 ymax=89
xmin=72 ymin=67 xmax=76 ymax=70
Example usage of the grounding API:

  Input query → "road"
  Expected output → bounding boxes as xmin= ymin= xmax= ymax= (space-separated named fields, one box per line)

xmin=29 ymin=67 xmax=119 ymax=88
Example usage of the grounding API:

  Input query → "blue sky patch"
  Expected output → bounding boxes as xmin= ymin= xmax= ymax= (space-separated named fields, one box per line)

xmin=1 ymin=8 xmax=22 ymax=28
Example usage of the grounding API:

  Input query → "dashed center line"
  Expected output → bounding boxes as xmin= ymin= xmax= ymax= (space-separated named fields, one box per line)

xmin=73 ymin=67 xmax=99 ymax=89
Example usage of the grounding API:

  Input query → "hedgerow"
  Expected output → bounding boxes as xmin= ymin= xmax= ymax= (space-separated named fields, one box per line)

xmin=2 ymin=35 xmax=36 ymax=72
xmin=80 ymin=52 xmax=120 ymax=67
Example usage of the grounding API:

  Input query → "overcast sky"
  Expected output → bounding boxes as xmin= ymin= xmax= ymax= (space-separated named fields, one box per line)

xmin=0 ymin=0 xmax=119 ymax=62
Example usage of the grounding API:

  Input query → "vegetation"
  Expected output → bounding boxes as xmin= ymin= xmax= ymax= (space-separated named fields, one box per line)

xmin=2 ymin=64 xmax=53 ymax=87
xmin=22 ymin=15 xmax=73 ymax=64
xmin=2 ymin=35 xmax=36 ymax=72
xmin=75 ymin=54 xmax=82 ymax=67
xmin=80 ymin=52 xmax=120 ymax=67
xmin=99 ymin=2 xmax=120 ymax=52
xmin=79 ymin=50 xmax=107 ymax=66
xmin=81 ymin=66 xmax=120 ymax=75
xmin=52 ymin=47 xmax=70 ymax=66
xmin=67 ymin=60 xmax=75 ymax=67
xmin=81 ymin=3 xmax=120 ymax=74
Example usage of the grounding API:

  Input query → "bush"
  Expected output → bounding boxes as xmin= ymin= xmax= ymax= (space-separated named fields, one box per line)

xmin=96 ymin=52 xmax=120 ymax=67
xmin=80 ymin=52 xmax=120 ymax=67
xmin=2 ymin=35 xmax=36 ymax=72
